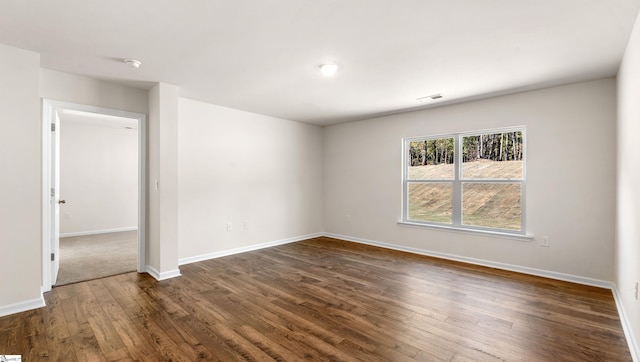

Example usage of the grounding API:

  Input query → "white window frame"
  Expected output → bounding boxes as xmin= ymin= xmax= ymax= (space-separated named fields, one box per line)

xmin=401 ymin=126 xmax=526 ymax=236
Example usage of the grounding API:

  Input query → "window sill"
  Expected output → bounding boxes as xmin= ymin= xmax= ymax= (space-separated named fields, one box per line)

xmin=397 ymin=221 xmax=534 ymax=241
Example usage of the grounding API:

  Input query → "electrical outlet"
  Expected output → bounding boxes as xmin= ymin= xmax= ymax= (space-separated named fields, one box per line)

xmin=226 ymin=222 xmax=232 ymax=232
xmin=635 ymin=282 xmax=638 ymax=301
xmin=243 ymin=221 xmax=249 ymax=230
xmin=540 ymin=236 xmax=550 ymax=247
xmin=64 ymin=212 xmax=71 ymax=220
xmin=346 ymin=215 xmax=351 ymax=223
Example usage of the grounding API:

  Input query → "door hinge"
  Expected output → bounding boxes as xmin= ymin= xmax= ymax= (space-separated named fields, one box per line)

xmin=51 ymin=188 xmax=55 ymax=197
xmin=51 ymin=123 xmax=55 ymax=132
xmin=51 ymin=253 xmax=55 ymax=261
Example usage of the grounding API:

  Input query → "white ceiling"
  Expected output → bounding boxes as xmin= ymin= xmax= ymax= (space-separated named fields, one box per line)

xmin=1 ymin=1 xmax=638 ymax=126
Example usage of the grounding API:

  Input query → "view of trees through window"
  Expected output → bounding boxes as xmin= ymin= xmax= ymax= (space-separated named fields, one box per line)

xmin=408 ymin=138 xmax=454 ymax=180
xmin=462 ymin=132 xmax=523 ymax=179
xmin=409 ymin=138 xmax=455 ymax=166
xmin=405 ymin=129 xmax=524 ymax=232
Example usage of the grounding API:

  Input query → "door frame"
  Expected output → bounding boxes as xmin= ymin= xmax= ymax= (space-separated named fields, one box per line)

xmin=41 ymin=99 xmax=147 ymax=292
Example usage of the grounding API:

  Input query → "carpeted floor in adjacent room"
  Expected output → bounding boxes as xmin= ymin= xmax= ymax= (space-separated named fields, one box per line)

xmin=56 ymin=230 xmax=137 ymax=286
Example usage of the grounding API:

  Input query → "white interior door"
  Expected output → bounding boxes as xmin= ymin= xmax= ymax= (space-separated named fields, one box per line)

xmin=50 ymin=111 xmax=61 ymax=285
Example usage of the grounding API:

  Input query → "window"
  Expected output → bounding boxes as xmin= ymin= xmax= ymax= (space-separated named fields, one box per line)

xmin=403 ymin=127 xmax=525 ymax=234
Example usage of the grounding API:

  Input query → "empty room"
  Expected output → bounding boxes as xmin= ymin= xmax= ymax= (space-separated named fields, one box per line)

xmin=1 ymin=1 xmax=640 ymax=361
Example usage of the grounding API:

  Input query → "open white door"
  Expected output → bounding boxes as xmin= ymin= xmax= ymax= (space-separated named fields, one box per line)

xmin=51 ymin=110 xmax=61 ymax=285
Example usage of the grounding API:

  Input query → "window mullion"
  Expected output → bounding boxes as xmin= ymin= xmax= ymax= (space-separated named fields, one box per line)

xmin=452 ymin=135 xmax=462 ymax=226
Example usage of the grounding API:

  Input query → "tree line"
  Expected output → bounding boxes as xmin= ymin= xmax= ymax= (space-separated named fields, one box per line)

xmin=409 ymin=131 xmax=523 ymax=167
xmin=409 ymin=138 xmax=454 ymax=166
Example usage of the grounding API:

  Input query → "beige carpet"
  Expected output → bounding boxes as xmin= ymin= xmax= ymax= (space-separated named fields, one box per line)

xmin=55 ymin=230 xmax=137 ymax=286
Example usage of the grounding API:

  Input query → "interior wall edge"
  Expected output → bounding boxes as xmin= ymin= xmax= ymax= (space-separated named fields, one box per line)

xmin=612 ymin=285 xmax=640 ymax=362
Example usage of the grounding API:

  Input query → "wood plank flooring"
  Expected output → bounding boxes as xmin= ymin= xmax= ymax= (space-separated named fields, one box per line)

xmin=0 ymin=237 xmax=632 ymax=361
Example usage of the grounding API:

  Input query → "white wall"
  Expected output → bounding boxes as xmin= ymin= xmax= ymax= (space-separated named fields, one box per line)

xmin=616 ymin=9 xmax=640 ymax=358
xmin=59 ymin=119 xmax=138 ymax=235
xmin=40 ymin=69 xmax=148 ymax=115
xmin=324 ymin=78 xmax=616 ymax=282
xmin=178 ymin=98 xmax=324 ymax=262
xmin=0 ymin=44 xmax=43 ymax=315
xmin=147 ymin=83 xmax=180 ymax=278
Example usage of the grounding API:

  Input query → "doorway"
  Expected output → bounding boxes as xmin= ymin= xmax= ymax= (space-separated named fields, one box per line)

xmin=42 ymin=100 xmax=146 ymax=291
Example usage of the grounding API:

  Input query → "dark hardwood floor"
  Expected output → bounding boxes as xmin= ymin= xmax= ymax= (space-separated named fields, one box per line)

xmin=0 ymin=237 xmax=632 ymax=361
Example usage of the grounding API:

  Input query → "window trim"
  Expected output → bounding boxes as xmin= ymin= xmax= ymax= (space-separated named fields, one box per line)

xmin=402 ymin=126 xmax=527 ymax=236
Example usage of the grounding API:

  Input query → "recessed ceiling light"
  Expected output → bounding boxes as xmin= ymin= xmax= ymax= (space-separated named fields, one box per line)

xmin=319 ymin=64 xmax=338 ymax=77
xmin=417 ymin=93 xmax=443 ymax=102
xmin=123 ymin=59 xmax=142 ymax=68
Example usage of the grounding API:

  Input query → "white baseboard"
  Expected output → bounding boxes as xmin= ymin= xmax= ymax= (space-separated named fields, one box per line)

xmin=178 ymin=232 xmax=324 ymax=266
xmin=0 ymin=292 xmax=46 ymax=318
xmin=60 ymin=227 xmax=137 ymax=238
xmin=146 ymin=265 xmax=181 ymax=281
xmin=323 ymin=232 xmax=613 ymax=289
xmin=612 ymin=286 xmax=639 ymax=362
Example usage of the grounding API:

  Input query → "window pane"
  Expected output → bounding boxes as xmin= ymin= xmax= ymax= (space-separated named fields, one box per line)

xmin=462 ymin=131 xmax=523 ymax=179
xmin=408 ymin=182 xmax=452 ymax=224
xmin=408 ymin=138 xmax=454 ymax=180
xmin=462 ymin=183 xmax=521 ymax=230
